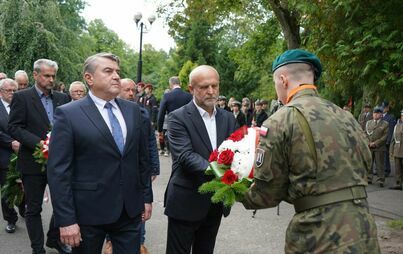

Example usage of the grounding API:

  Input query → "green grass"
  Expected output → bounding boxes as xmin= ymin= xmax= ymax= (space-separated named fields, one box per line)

xmin=387 ymin=218 xmax=403 ymax=230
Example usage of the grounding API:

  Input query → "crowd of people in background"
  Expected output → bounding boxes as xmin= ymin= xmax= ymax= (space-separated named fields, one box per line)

xmin=0 ymin=51 xmax=402 ymax=254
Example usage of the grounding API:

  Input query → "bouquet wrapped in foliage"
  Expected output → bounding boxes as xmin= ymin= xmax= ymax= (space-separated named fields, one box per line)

xmin=32 ymin=131 xmax=51 ymax=172
xmin=198 ymin=126 xmax=260 ymax=207
xmin=0 ymin=154 xmax=24 ymax=208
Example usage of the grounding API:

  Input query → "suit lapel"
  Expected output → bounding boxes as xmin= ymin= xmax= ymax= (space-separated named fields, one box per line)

xmin=0 ymin=103 xmax=8 ymax=120
xmin=187 ymin=102 xmax=213 ymax=152
xmin=80 ymin=96 xmax=120 ymax=154
xmin=52 ymin=92 xmax=66 ymax=110
xmin=30 ymin=87 xmax=50 ymax=126
xmin=116 ymin=99 xmax=135 ymax=155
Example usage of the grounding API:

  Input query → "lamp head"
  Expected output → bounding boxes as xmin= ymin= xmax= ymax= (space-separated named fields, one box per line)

xmin=134 ymin=12 xmax=142 ymax=25
xmin=148 ymin=14 xmax=156 ymax=25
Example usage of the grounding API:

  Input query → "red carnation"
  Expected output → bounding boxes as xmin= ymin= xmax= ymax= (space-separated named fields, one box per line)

xmin=228 ymin=125 xmax=248 ymax=142
xmin=221 ymin=170 xmax=238 ymax=185
xmin=209 ymin=149 xmax=219 ymax=162
xmin=43 ymin=150 xmax=48 ymax=159
xmin=248 ymin=167 xmax=254 ymax=179
xmin=217 ymin=149 xmax=234 ymax=166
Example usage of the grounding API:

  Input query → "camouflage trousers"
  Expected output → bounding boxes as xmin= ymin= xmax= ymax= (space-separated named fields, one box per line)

xmin=285 ymin=200 xmax=380 ymax=254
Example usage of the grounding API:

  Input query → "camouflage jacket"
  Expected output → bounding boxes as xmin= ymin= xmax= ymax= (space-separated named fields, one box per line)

xmin=243 ymin=88 xmax=371 ymax=209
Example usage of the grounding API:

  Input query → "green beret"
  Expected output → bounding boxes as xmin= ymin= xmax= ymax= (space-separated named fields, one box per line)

xmin=272 ymin=49 xmax=322 ymax=81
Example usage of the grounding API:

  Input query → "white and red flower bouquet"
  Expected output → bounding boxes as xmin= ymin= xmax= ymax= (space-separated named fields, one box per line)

xmin=33 ymin=131 xmax=51 ymax=172
xmin=198 ymin=125 xmax=260 ymax=207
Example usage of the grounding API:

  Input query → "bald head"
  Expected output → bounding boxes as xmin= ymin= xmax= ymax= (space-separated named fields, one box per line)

xmin=119 ymin=78 xmax=136 ymax=101
xmin=189 ymin=65 xmax=220 ymax=87
xmin=188 ymin=65 xmax=220 ymax=114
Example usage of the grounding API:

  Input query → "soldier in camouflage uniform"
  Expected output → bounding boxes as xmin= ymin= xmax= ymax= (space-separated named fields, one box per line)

xmin=241 ymin=49 xmax=380 ymax=253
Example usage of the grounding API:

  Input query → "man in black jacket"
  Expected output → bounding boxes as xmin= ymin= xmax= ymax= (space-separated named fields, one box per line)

xmin=164 ymin=66 xmax=237 ymax=254
xmin=8 ymin=59 xmax=70 ymax=254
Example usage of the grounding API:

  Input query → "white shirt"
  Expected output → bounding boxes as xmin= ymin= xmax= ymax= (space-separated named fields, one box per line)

xmin=193 ymin=100 xmax=217 ymax=150
xmin=88 ymin=91 xmax=127 ymax=144
xmin=1 ymin=98 xmax=10 ymax=114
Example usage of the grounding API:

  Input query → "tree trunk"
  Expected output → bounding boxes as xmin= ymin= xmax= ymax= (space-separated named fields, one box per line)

xmin=268 ymin=0 xmax=301 ymax=49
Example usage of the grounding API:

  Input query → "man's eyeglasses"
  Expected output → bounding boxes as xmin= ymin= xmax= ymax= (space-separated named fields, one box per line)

xmin=71 ymin=90 xmax=85 ymax=94
xmin=0 ymin=88 xmax=17 ymax=93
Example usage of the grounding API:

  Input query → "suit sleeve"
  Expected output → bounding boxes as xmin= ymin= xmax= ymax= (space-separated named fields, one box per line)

xmin=168 ymin=112 xmax=210 ymax=174
xmin=47 ymin=108 xmax=77 ymax=227
xmin=139 ymin=110 xmax=153 ymax=203
xmin=157 ymin=95 xmax=168 ymax=132
xmin=8 ymin=93 xmax=41 ymax=149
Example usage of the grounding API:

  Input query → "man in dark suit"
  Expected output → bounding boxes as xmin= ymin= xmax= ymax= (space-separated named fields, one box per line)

xmin=157 ymin=76 xmax=192 ymax=133
xmin=164 ymin=65 xmax=237 ymax=254
xmin=47 ymin=53 xmax=153 ymax=254
xmin=157 ymin=76 xmax=192 ymax=155
xmin=0 ymin=78 xmax=23 ymax=233
xmin=8 ymin=59 xmax=70 ymax=254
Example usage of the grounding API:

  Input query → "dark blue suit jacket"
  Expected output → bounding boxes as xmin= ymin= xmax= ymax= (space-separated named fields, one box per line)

xmin=47 ymin=95 xmax=152 ymax=227
xmin=164 ymin=101 xmax=237 ymax=221
xmin=0 ymin=103 xmax=13 ymax=169
xmin=157 ymin=88 xmax=192 ymax=132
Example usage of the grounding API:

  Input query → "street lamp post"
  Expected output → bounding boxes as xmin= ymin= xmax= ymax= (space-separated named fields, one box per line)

xmin=134 ymin=12 xmax=156 ymax=83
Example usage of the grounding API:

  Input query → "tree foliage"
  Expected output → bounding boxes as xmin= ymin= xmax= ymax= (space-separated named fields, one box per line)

xmin=159 ymin=0 xmax=403 ymax=114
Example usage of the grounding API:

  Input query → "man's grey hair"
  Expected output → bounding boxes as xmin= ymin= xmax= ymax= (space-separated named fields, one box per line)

xmin=83 ymin=52 xmax=120 ymax=74
xmin=14 ymin=70 xmax=29 ymax=79
xmin=169 ymin=76 xmax=180 ymax=86
xmin=33 ymin=59 xmax=59 ymax=73
xmin=68 ymin=81 xmax=87 ymax=93
xmin=0 ymin=78 xmax=18 ymax=89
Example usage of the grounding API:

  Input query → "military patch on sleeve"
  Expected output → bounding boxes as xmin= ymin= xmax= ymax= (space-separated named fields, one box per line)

xmin=259 ymin=126 xmax=269 ymax=137
xmin=255 ymin=148 xmax=265 ymax=168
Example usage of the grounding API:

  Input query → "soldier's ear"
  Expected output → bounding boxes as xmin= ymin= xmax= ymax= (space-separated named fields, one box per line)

xmin=279 ymin=74 xmax=288 ymax=89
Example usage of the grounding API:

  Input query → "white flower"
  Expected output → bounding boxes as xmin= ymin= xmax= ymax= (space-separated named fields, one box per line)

xmin=227 ymin=127 xmax=258 ymax=179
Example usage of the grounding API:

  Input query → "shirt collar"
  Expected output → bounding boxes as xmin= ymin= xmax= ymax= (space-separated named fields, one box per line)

xmin=89 ymin=90 xmax=118 ymax=109
xmin=35 ymin=84 xmax=53 ymax=98
xmin=1 ymin=98 xmax=9 ymax=108
xmin=193 ymin=99 xmax=216 ymax=118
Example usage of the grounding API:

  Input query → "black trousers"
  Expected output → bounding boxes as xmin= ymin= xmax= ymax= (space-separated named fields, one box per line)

xmin=73 ymin=208 xmax=142 ymax=254
xmin=0 ymin=169 xmax=21 ymax=224
xmin=166 ymin=204 xmax=223 ymax=254
xmin=22 ymin=174 xmax=59 ymax=254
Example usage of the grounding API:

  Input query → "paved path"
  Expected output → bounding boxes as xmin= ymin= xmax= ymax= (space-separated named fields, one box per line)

xmin=0 ymin=155 xmax=402 ymax=253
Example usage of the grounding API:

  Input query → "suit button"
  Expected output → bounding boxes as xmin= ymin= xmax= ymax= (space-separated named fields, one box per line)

xmin=119 ymin=181 xmax=123 ymax=185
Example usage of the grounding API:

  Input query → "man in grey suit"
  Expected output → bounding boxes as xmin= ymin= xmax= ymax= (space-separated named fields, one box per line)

xmin=164 ymin=65 xmax=237 ymax=254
